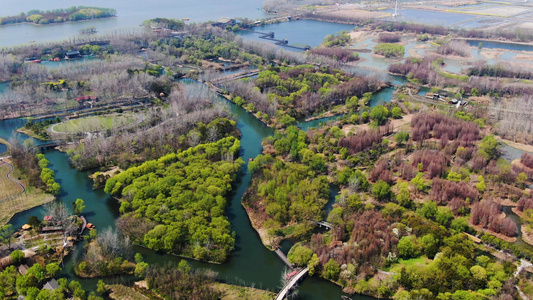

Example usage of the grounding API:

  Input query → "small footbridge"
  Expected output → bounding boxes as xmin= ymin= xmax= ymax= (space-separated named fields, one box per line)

xmin=36 ymin=141 xmax=74 ymax=150
xmin=210 ymin=70 xmax=259 ymax=85
xmin=242 ymin=29 xmax=310 ymax=51
xmin=275 ymin=248 xmax=295 ymax=269
xmin=275 ymin=267 xmax=309 ymax=300
xmin=272 ymin=219 xmax=333 ymax=299
xmin=311 ymin=220 xmax=333 ymax=230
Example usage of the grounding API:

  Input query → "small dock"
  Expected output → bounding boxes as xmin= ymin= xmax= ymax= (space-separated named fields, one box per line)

xmin=205 ymin=82 xmax=225 ymax=95
xmin=41 ymin=226 xmax=63 ymax=233
xmin=79 ymin=216 xmax=87 ymax=235
xmin=275 ymin=248 xmax=295 ymax=269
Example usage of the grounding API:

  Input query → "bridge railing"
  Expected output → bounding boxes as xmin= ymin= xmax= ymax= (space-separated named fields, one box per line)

xmin=275 ymin=267 xmax=309 ymax=300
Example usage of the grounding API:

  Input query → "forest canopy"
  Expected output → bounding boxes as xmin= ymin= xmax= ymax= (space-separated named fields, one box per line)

xmin=105 ymin=136 xmax=243 ymax=263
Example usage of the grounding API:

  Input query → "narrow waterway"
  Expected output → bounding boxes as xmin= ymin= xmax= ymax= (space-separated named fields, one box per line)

xmin=499 ymin=143 xmax=533 ymax=251
xmin=2 ymin=65 xmax=531 ymax=299
xmin=464 ymin=39 xmax=533 ymax=52
xmin=1 ymin=78 xmax=378 ymax=299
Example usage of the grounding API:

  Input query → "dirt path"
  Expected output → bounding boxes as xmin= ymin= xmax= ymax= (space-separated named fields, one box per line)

xmin=341 ymin=114 xmax=413 ymax=135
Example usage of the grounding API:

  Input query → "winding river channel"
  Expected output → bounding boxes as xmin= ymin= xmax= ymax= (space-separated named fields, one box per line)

xmin=3 ymin=77 xmax=530 ymax=299
xmin=0 ymin=78 xmax=380 ymax=299
xmin=2 ymin=2 xmax=533 ymax=298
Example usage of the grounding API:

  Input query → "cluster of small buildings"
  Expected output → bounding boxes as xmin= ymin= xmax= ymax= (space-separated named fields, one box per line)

xmin=65 ymin=51 xmax=81 ymax=60
xmin=18 ymin=264 xmax=60 ymax=291
xmin=212 ymin=17 xmax=237 ymax=27
xmin=76 ymin=95 xmax=99 ymax=106
xmin=427 ymin=93 xmax=469 ymax=108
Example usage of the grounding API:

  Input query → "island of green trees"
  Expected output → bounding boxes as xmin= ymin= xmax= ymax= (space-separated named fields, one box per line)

xmin=0 ymin=6 xmax=116 ymax=25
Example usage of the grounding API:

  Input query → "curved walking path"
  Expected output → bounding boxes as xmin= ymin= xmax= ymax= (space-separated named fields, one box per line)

xmin=0 ymin=158 xmax=26 ymax=203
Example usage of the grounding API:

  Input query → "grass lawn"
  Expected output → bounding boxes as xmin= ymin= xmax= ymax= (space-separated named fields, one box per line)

xmin=214 ymin=283 xmax=276 ymax=300
xmin=0 ymin=164 xmax=24 ymax=200
xmin=16 ymin=127 xmax=48 ymax=141
xmin=0 ymin=186 xmax=54 ymax=226
xmin=53 ymin=114 xmax=138 ymax=133
xmin=107 ymin=282 xmax=276 ymax=300
xmin=0 ymin=162 xmax=54 ymax=226
xmin=387 ymin=256 xmax=432 ymax=273
xmin=107 ymin=284 xmax=151 ymax=300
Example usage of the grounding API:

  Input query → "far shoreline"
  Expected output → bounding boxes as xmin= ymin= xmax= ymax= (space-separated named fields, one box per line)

xmin=0 ymin=15 xmax=117 ymax=28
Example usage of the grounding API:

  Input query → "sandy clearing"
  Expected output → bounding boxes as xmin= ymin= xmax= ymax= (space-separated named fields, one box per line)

xmin=517 ymin=22 xmax=533 ymax=30
xmin=317 ymin=8 xmax=391 ymax=20
xmin=408 ymin=49 xmax=423 ymax=58
xmin=341 ymin=114 xmax=413 ymax=135
xmin=480 ymin=50 xmax=503 ymax=60
xmin=514 ymin=54 xmax=533 ymax=61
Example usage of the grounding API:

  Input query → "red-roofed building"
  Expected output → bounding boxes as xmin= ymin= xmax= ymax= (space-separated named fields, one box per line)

xmin=76 ymin=95 xmax=91 ymax=102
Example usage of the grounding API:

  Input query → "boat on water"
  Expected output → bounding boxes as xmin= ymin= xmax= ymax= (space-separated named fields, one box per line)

xmin=285 ymin=270 xmax=298 ymax=279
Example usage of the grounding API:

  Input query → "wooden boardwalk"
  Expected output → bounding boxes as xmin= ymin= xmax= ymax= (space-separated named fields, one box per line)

xmin=241 ymin=28 xmax=310 ymax=51
xmin=275 ymin=248 xmax=295 ymax=269
xmin=205 ymin=82 xmax=225 ymax=95
xmin=35 ymin=141 xmax=76 ymax=150
xmin=79 ymin=216 xmax=87 ymax=235
xmin=275 ymin=267 xmax=309 ymax=300
xmin=210 ymin=70 xmax=259 ymax=85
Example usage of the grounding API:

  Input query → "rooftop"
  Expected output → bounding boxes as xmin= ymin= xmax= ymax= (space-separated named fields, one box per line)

xmin=43 ymin=278 xmax=60 ymax=291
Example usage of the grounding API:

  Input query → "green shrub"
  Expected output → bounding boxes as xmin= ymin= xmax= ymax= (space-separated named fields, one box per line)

xmin=374 ymin=43 xmax=405 ymax=58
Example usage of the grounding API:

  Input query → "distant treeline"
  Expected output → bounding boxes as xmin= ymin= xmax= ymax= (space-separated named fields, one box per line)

xmin=373 ymin=21 xmax=533 ymax=43
xmin=0 ymin=6 xmax=117 ymax=25
xmin=468 ymin=62 xmax=533 ymax=80
xmin=302 ymin=11 xmax=533 ymax=43
xmin=142 ymin=18 xmax=185 ymax=31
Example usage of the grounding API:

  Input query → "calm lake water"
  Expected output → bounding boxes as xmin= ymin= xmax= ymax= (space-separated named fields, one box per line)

xmin=238 ymin=20 xmax=355 ymax=50
xmin=0 ymin=0 xmax=270 ymax=47
xmin=464 ymin=39 xmax=533 ymax=52
xmin=381 ymin=9 xmax=476 ymax=27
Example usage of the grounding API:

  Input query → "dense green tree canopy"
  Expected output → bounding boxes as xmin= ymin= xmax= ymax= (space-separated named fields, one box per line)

xmin=105 ymin=137 xmax=243 ymax=263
